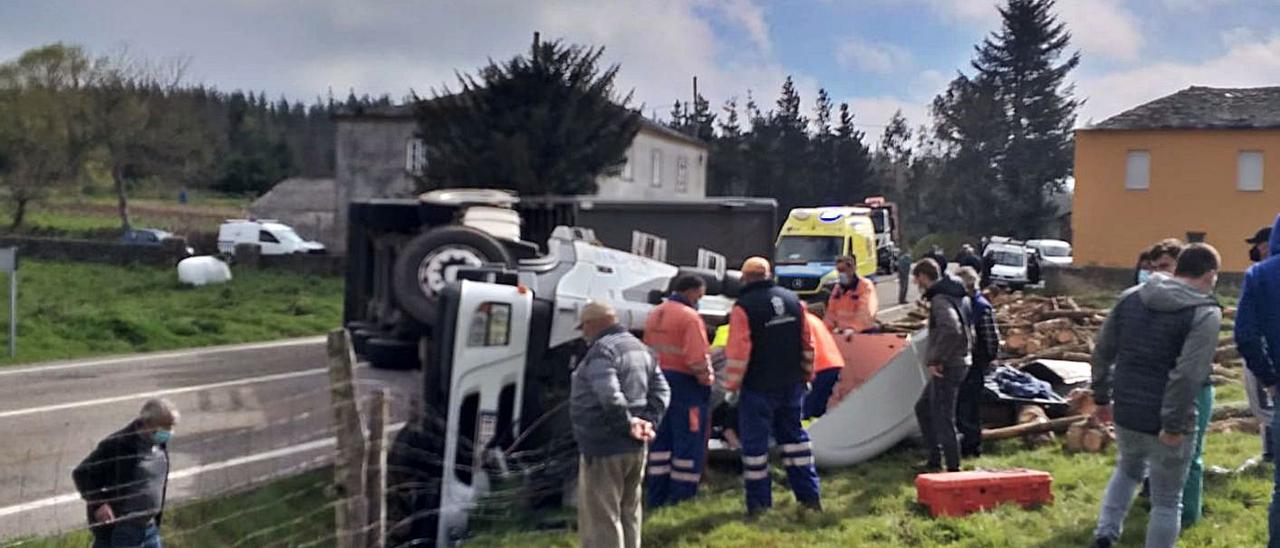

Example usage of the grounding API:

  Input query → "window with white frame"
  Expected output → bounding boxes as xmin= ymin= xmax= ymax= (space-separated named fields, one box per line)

xmin=1125 ymin=150 xmax=1150 ymax=190
xmin=405 ymin=138 xmax=427 ymax=175
xmin=1238 ymin=151 xmax=1264 ymax=191
xmin=621 ymin=149 xmax=633 ymax=180
xmin=650 ymin=149 xmax=663 ymax=187
xmin=676 ymin=156 xmax=689 ymax=193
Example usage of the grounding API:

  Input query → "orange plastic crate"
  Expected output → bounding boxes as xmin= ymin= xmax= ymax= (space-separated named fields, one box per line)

xmin=915 ymin=469 xmax=1053 ymax=517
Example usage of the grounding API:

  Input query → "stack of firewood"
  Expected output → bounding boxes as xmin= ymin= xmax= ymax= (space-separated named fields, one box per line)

xmin=992 ymin=294 xmax=1104 ymax=364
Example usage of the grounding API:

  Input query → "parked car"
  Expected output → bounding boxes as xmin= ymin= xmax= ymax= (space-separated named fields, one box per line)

xmin=121 ymin=228 xmax=195 ymax=256
xmin=983 ymin=237 xmax=1043 ymax=289
xmin=1026 ymin=239 xmax=1073 ymax=267
xmin=217 ymin=219 xmax=326 ymax=255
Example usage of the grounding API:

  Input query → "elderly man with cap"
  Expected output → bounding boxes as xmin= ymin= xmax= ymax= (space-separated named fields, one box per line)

xmin=723 ymin=257 xmax=821 ymax=517
xmin=73 ymin=398 xmax=179 ymax=548
xmin=570 ymin=301 xmax=670 ymax=548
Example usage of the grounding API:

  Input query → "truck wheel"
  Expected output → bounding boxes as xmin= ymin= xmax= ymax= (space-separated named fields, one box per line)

xmin=393 ymin=226 xmax=515 ymax=328
xmin=365 ymin=337 xmax=421 ymax=370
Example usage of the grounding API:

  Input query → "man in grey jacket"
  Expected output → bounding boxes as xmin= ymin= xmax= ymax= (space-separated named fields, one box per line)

xmin=911 ymin=258 xmax=973 ymax=472
xmin=571 ymin=301 xmax=670 ymax=548
xmin=1090 ymin=243 xmax=1222 ymax=548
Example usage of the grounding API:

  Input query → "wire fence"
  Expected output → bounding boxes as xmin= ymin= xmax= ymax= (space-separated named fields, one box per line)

xmin=0 ymin=330 xmax=582 ymax=548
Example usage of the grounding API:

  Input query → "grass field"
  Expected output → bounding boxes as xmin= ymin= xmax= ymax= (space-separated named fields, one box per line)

xmin=0 ymin=195 xmax=248 ymax=240
xmin=0 ymin=259 xmax=342 ymax=366
xmin=464 ymin=429 xmax=1272 ymax=547
xmin=19 ymin=470 xmax=334 ymax=547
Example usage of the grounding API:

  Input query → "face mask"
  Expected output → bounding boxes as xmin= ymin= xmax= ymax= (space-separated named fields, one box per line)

xmin=1137 ymin=270 xmax=1152 ymax=284
xmin=152 ymin=430 xmax=172 ymax=445
xmin=839 ymin=273 xmax=855 ymax=286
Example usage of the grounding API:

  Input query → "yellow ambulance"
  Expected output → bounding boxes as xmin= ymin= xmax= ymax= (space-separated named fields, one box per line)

xmin=773 ymin=207 xmax=879 ymax=301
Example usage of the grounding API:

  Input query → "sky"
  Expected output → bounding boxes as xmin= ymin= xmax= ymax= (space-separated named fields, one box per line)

xmin=2 ymin=0 xmax=1280 ymax=144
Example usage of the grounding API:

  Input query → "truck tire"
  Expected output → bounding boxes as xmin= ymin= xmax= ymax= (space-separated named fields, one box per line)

xmin=365 ymin=337 xmax=420 ymax=370
xmin=393 ymin=226 xmax=515 ymax=328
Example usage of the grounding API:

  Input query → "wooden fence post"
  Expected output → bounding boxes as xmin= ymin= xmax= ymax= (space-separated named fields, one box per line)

xmin=366 ymin=388 xmax=390 ymax=548
xmin=328 ymin=328 xmax=368 ymax=548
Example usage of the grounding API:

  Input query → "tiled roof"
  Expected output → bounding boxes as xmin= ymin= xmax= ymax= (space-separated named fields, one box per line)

xmin=1091 ymin=86 xmax=1280 ymax=130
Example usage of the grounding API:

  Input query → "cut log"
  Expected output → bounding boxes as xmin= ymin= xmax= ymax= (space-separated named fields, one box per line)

xmin=1006 ymin=333 xmax=1028 ymax=351
xmin=1063 ymin=297 xmax=1081 ymax=311
xmin=1212 ymin=401 xmax=1253 ymax=421
xmin=983 ymin=415 xmax=1087 ymax=441
xmin=1081 ymin=426 xmax=1112 ymax=452
xmin=1056 ymin=330 xmax=1078 ymax=345
xmin=1215 ymin=344 xmax=1239 ymax=363
xmin=1224 ymin=307 xmax=1237 ymax=320
xmin=1037 ymin=309 xmax=1106 ymax=322
xmin=1034 ymin=318 xmax=1075 ymax=333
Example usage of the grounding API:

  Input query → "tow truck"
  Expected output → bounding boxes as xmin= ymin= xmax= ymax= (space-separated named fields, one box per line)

xmin=348 ymin=190 xmax=755 ymax=545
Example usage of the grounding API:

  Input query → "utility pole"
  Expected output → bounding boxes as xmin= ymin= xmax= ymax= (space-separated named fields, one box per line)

xmin=691 ymin=76 xmax=699 ymax=139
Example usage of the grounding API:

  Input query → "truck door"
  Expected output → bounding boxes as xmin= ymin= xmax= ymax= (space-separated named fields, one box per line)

xmin=435 ymin=279 xmax=532 ymax=546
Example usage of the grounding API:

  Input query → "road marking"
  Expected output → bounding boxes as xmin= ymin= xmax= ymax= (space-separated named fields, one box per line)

xmin=0 ymin=368 xmax=327 ymax=419
xmin=0 ymin=337 xmax=326 ymax=377
xmin=0 ymin=422 xmax=407 ymax=519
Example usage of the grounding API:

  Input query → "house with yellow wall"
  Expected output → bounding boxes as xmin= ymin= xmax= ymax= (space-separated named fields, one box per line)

xmin=1074 ymin=86 xmax=1280 ymax=273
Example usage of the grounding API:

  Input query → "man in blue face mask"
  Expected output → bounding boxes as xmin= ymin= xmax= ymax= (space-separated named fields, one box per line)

xmin=74 ymin=399 xmax=178 ymax=548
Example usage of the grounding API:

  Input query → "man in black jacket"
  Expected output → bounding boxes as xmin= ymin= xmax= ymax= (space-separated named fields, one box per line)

xmin=73 ymin=399 xmax=178 ymax=548
xmin=912 ymin=259 xmax=973 ymax=472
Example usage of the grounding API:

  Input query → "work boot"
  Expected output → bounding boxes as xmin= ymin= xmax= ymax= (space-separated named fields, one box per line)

xmin=1090 ymin=537 xmax=1114 ymax=548
xmin=746 ymin=506 xmax=769 ymax=521
xmin=800 ymin=500 xmax=824 ymax=513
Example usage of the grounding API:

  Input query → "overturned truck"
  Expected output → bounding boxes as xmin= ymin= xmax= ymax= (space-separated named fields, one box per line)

xmin=341 ymin=190 xmax=775 ymax=545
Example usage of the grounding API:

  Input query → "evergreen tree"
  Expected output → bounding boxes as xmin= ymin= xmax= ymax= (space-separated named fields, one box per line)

xmin=708 ymin=97 xmax=747 ymax=196
xmin=970 ymin=0 xmax=1080 ymax=236
xmin=874 ymin=110 xmax=913 ymax=200
xmin=412 ymin=35 xmax=641 ymax=195
xmin=833 ymin=102 xmax=873 ymax=203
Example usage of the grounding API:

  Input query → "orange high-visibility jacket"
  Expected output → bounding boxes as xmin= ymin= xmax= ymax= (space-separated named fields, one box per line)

xmin=826 ymin=277 xmax=879 ymax=333
xmin=806 ymin=311 xmax=845 ymax=373
xmin=643 ymin=298 xmax=713 ymax=382
xmin=723 ymin=303 xmax=816 ymax=392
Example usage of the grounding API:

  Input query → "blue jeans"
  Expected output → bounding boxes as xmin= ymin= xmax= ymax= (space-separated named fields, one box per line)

xmin=93 ymin=522 xmax=162 ymax=548
xmin=1269 ymin=407 xmax=1280 ymax=548
xmin=1095 ymin=426 xmax=1195 ymax=547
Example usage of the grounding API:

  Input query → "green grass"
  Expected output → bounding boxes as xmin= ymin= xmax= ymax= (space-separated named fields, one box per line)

xmin=22 ymin=470 xmax=334 ymax=547
xmin=466 ymin=430 xmax=1273 ymax=547
xmin=0 ymin=259 xmax=341 ymax=366
xmin=0 ymin=196 xmax=248 ymax=240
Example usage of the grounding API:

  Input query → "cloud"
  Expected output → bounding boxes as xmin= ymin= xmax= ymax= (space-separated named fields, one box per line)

xmin=1053 ymin=0 xmax=1144 ymax=62
xmin=702 ymin=0 xmax=772 ymax=53
xmin=1161 ymin=0 xmax=1233 ymax=10
xmin=836 ymin=38 xmax=912 ymax=74
xmin=1077 ymin=35 xmax=1280 ymax=125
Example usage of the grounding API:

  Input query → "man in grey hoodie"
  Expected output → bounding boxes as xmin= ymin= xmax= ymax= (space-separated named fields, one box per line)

xmin=1090 ymin=243 xmax=1223 ymax=548
xmin=911 ymin=258 xmax=973 ymax=472
xmin=571 ymin=301 xmax=670 ymax=548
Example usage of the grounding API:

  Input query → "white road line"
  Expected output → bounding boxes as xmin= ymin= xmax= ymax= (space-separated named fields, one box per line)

xmin=0 ymin=422 xmax=407 ymax=519
xmin=0 ymin=368 xmax=327 ymax=419
xmin=0 ymin=337 xmax=326 ymax=377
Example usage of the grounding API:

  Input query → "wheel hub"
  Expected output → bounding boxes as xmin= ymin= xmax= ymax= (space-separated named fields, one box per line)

xmin=418 ymin=246 xmax=484 ymax=296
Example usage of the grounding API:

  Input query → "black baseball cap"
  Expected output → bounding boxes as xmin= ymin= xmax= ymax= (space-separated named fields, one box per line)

xmin=1247 ymin=227 xmax=1272 ymax=244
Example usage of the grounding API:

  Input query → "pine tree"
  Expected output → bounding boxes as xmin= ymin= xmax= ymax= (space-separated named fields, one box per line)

xmin=874 ymin=110 xmax=913 ymax=199
xmin=708 ymin=97 xmax=747 ymax=196
xmin=833 ymin=102 xmax=872 ymax=204
xmin=412 ymin=35 xmax=641 ymax=195
xmin=971 ymin=0 xmax=1080 ymax=236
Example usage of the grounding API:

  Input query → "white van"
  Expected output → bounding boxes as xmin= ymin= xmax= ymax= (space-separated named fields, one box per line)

xmin=1026 ymin=239 xmax=1073 ymax=267
xmin=217 ymin=219 xmax=326 ymax=255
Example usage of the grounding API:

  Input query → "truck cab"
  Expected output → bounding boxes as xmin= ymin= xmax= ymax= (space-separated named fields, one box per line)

xmin=773 ymin=207 xmax=878 ymax=302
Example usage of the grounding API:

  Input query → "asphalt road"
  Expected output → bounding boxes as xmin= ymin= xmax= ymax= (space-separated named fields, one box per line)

xmin=0 ymin=337 xmax=419 ymax=542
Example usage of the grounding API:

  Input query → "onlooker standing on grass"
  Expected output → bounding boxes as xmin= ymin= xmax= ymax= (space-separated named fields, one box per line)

xmin=954 ymin=266 xmax=999 ymax=458
xmin=1235 ymin=215 xmax=1280 ymax=548
xmin=957 ymin=245 xmax=983 ymax=273
xmin=912 ymin=259 xmax=973 ymax=472
xmin=1241 ymin=224 xmax=1276 ymax=464
xmin=897 ymin=249 xmax=914 ymax=304
xmin=571 ymin=301 xmax=670 ymax=548
xmin=73 ymin=399 xmax=179 ymax=548
xmin=1090 ymin=244 xmax=1222 ymax=548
